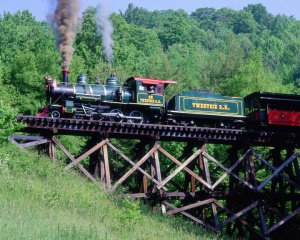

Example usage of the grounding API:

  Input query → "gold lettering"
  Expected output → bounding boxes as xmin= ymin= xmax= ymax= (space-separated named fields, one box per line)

xmin=191 ymin=101 xmax=232 ymax=110
xmin=218 ymin=104 xmax=231 ymax=110
xmin=140 ymin=95 xmax=164 ymax=104
xmin=140 ymin=98 xmax=155 ymax=103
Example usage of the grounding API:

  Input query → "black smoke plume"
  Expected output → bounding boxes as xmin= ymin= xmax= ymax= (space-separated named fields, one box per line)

xmin=48 ymin=0 xmax=81 ymax=70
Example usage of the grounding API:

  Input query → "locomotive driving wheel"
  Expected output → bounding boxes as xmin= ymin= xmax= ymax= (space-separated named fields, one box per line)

xmin=109 ymin=109 xmax=124 ymax=122
xmin=128 ymin=110 xmax=143 ymax=124
xmin=51 ymin=110 xmax=60 ymax=118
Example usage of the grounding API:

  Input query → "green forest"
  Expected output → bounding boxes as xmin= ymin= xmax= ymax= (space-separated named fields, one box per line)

xmin=1 ymin=3 xmax=300 ymax=239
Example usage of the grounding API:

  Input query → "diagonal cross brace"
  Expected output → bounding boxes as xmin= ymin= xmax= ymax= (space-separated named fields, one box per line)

xmin=157 ymin=145 xmax=206 ymax=190
xmin=252 ymin=151 xmax=300 ymax=190
xmin=52 ymin=136 xmax=96 ymax=182
xmin=257 ymin=152 xmax=299 ymax=191
xmin=107 ymin=142 xmax=168 ymax=191
xmin=158 ymin=145 xmax=212 ymax=189
xmin=163 ymin=201 xmax=219 ymax=233
xmin=110 ymin=143 xmax=160 ymax=192
xmin=65 ymin=139 xmax=109 ymax=170
xmin=203 ymin=149 xmax=256 ymax=190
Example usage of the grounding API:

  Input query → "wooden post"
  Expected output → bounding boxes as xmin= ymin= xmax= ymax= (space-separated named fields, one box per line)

xmin=198 ymin=151 xmax=207 ymax=222
xmin=88 ymin=134 xmax=101 ymax=179
xmin=245 ymin=147 xmax=260 ymax=240
xmin=88 ymin=135 xmax=111 ymax=189
xmin=199 ymin=149 xmax=213 ymax=226
xmin=102 ymin=142 xmax=111 ymax=189
xmin=134 ymin=140 xmax=147 ymax=193
xmin=226 ymin=146 xmax=242 ymax=237
xmin=100 ymin=145 xmax=105 ymax=182
xmin=202 ymin=149 xmax=218 ymax=230
xmin=183 ymin=142 xmax=197 ymax=192
xmin=48 ymin=138 xmax=56 ymax=160
xmin=285 ymin=147 xmax=296 ymax=210
xmin=149 ymin=138 xmax=162 ymax=212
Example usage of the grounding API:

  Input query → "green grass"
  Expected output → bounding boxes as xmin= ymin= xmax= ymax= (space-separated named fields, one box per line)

xmin=0 ymin=143 xmax=230 ymax=240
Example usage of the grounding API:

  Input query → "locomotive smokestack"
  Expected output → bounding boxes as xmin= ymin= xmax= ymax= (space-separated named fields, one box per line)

xmin=62 ymin=70 xmax=69 ymax=84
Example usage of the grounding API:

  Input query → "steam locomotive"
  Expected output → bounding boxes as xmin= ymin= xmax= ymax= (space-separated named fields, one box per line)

xmin=37 ymin=71 xmax=300 ymax=130
xmin=38 ymin=71 xmax=177 ymax=124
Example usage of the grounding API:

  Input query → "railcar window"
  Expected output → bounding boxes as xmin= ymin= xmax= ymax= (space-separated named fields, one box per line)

xmin=268 ymin=102 xmax=291 ymax=110
xmin=157 ymin=84 xmax=163 ymax=94
xmin=245 ymin=97 xmax=259 ymax=114
xmin=137 ymin=82 xmax=146 ymax=92
xmin=291 ymin=103 xmax=300 ymax=111
xmin=147 ymin=85 xmax=156 ymax=93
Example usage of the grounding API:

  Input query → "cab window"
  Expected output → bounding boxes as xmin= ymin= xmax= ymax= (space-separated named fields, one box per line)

xmin=146 ymin=85 xmax=156 ymax=93
xmin=157 ymin=84 xmax=163 ymax=94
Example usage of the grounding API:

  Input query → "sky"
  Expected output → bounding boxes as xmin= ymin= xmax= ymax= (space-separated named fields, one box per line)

xmin=1 ymin=0 xmax=300 ymax=21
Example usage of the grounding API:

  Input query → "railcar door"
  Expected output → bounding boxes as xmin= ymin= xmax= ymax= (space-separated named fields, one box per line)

xmin=244 ymin=92 xmax=268 ymax=127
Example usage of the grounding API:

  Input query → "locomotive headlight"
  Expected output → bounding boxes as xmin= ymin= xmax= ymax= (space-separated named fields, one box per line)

xmin=281 ymin=114 xmax=285 ymax=118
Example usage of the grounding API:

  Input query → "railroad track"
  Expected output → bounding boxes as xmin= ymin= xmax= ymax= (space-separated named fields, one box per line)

xmin=16 ymin=115 xmax=300 ymax=146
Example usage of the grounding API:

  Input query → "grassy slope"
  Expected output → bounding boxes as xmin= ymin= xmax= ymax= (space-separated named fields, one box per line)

xmin=0 ymin=143 xmax=230 ymax=240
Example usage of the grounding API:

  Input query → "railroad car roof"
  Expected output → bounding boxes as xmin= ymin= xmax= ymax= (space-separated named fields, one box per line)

xmin=245 ymin=92 xmax=300 ymax=101
xmin=133 ymin=77 xmax=177 ymax=85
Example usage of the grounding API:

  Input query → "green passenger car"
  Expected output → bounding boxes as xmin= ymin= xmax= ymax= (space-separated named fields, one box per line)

xmin=166 ymin=90 xmax=246 ymax=127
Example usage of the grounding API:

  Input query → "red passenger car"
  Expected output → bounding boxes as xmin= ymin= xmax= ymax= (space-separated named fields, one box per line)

xmin=244 ymin=92 xmax=300 ymax=129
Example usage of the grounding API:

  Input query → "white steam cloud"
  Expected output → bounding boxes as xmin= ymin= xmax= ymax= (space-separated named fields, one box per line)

xmin=95 ymin=1 xmax=114 ymax=63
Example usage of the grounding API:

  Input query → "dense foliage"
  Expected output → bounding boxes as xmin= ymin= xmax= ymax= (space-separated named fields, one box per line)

xmin=0 ymin=100 xmax=23 ymax=145
xmin=1 ymin=4 xmax=300 ymax=117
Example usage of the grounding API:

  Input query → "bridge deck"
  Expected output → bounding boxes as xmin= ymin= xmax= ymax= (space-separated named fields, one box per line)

xmin=16 ymin=115 xmax=300 ymax=146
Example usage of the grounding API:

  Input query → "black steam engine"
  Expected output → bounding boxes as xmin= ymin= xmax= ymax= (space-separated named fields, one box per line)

xmin=38 ymin=71 xmax=177 ymax=123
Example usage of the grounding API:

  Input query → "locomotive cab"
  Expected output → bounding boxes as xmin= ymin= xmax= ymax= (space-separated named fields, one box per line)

xmin=121 ymin=77 xmax=177 ymax=122
xmin=122 ymin=77 xmax=177 ymax=106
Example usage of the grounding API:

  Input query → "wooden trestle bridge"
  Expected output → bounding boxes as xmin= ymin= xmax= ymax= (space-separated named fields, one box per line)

xmin=10 ymin=115 xmax=300 ymax=239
